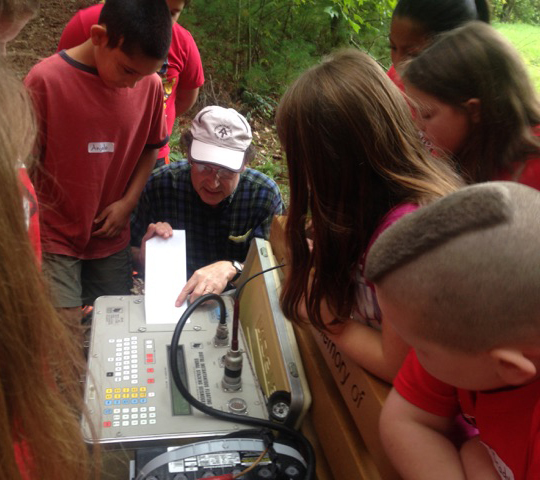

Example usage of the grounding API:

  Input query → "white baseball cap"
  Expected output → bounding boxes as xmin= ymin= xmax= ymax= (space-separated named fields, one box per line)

xmin=190 ymin=106 xmax=253 ymax=172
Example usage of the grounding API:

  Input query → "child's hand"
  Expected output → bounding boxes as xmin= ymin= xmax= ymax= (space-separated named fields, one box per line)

xmin=92 ymin=200 xmax=131 ymax=238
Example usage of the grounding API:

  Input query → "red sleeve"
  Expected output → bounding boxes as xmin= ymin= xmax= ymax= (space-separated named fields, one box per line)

xmin=527 ymin=400 xmax=540 ymax=478
xmin=387 ymin=64 xmax=405 ymax=92
xmin=18 ymin=168 xmax=42 ymax=264
xmin=516 ymin=156 xmax=540 ymax=190
xmin=366 ymin=203 xmax=418 ymax=253
xmin=171 ymin=24 xmax=205 ymax=90
xmin=394 ymin=350 xmax=460 ymax=418
xmin=146 ymin=75 xmax=169 ymax=148
xmin=14 ymin=440 xmax=32 ymax=480
xmin=57 ymin=4 xmax=103 ymax=51
xmin=493 ymin=126 xmax=540 ymax=189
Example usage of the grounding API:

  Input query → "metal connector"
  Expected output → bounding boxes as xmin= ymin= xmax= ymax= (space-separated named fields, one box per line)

xmin=213 ymin=323 xmax=229 ymax=347
xmin=221 ymin=349 xmax=243 ymax=391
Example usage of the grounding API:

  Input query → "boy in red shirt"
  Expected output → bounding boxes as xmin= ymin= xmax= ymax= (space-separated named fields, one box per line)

xmin=57 ymin=0 xmax=204 ymax=167
xmin=25 ymin=0 xmax=171 ymax=324
xmin=366 ymin=182 xmax=540 ymax=479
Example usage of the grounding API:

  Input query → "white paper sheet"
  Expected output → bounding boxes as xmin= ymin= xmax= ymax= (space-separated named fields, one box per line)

xmin=144 ymin=230 xmax=187 ymax=324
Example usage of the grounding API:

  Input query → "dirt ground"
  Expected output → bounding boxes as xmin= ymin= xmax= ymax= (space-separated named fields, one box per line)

xmin=7 ymin=0 xmax=95 ymax=77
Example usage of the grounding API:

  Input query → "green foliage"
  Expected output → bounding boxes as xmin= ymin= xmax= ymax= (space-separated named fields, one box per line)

xmin=494 ymin=23 xmax=540 ymax=92
xmin=253 ymin=151 xmax=290 ymax=205
xmin=241 ymin=90 xmax=279 ymax=119
xmin=167 ymin=121 xmax=186 ymax=163
xmin=181 ymin=0 xmax=395 ymax=101
xmin=242 ymin=38 xmax=317 ymax=96
xmin=491 ymin=0 xmax=540 ymax=25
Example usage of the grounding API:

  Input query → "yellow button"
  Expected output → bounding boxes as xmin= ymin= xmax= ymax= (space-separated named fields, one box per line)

xmin=106 ymin=388 xmax=112 ymax=394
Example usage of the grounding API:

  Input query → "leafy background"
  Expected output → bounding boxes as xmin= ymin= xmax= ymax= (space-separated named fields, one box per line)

xmin=6 ymin=0 xmax=540 ymax=208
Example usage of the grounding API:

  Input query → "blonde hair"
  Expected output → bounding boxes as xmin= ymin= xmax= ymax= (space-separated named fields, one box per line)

xmin=0 ymin=60 xmax=97 ymax=480
xmin=276 ymin=48 xmax=463 ymax=330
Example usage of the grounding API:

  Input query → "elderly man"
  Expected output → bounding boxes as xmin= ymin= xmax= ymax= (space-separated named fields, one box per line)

xmin=131 ymin=105 xmax=283 ymax=305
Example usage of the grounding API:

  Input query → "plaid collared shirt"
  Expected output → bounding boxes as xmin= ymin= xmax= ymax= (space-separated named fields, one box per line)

xmin=131 ymin=161 xmax=284 ymax=277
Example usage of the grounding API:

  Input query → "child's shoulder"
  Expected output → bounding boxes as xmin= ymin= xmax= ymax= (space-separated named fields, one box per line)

xmin=25 ymin=53 xmax=67 ymax=82
xmin=171 ymin=22 xmax=199 ymax=51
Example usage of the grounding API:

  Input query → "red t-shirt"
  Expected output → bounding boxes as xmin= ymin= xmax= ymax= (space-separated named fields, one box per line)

xmin=18 ymin=167 xmax=41 ymax=263
xmin=25 ymin=52 xmax=168 ymax=259
xmin=387 ymin=64 xmax=405 ymax=92
xmin=354 ymin=203 xmax=418 ymax=329
xmin=395 ymin=350 xmax=540 ymax=479
xmin=57 ymin=3 xmax=204 ymax=158
xmin=493 ymin=127 xmax=540 ymax=190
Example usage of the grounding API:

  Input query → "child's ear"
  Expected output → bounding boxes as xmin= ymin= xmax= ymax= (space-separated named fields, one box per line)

xmin=90 ymin=24 xmax=108 ymax=47
xmin=490 ymin=348 xmax=537 ymax=386
xmin=464 ymin=98 xmax=481 ymax=124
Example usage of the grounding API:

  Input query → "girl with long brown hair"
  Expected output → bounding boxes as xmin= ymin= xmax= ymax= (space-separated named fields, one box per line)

xmin=276 ymin=48 xmax=463 ymax=382
xmin=0 ymin=60 xmax=96 ymax=480
xmin=403 ymin=21 xmax=540 ymax=187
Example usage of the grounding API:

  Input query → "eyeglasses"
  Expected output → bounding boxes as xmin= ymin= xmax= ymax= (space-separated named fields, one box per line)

xmin=191 ymin=160 xmax=236 ymax=180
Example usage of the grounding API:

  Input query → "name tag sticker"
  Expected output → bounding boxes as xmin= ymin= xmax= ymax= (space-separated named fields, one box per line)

xmin=88 ymin=142 xmax=115 ymax=153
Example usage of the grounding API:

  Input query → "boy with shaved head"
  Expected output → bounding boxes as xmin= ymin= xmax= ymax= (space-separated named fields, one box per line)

xmin=365 ymin=182 xmax=540 ymax=479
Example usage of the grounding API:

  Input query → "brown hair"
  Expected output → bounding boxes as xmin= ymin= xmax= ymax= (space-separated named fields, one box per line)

xmin=0 ymin=61 xmax=96 ymax=480
xmin=404 ymin=21 xmax=540 ymax=183
xmin=276 ymin=48 xmax=462 ymax=330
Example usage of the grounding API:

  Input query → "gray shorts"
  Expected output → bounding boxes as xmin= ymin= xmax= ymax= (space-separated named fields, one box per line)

xmin=42 ymin=246 xmax=133 ymax=308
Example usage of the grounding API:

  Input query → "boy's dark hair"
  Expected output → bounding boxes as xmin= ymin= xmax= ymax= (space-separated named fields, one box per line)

xmin=393 ymin=0 xmax=490 ymax=35
xmin=99 ymin=0 xmax=172 ymax=60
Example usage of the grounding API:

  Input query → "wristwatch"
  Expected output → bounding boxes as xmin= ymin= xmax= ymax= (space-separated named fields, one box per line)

xmin=231 ymin=260 xmax=243 ymax=282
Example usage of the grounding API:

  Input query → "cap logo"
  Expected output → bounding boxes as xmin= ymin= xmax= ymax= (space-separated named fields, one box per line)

xmin=215 ymin=124 xmax=232 ymax=141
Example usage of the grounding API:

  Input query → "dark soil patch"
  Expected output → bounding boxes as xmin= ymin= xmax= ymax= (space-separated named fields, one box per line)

xmin=7 ymin=0 xmax=94 ymax=78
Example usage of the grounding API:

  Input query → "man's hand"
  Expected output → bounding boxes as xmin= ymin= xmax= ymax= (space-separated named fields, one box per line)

xmin=175 ymin=260 xmax=237 ymax=307
xmin=138 ymin=222 xmax=174 ymax=267
xmin=92 ymin=199 xmax=132 ymax=238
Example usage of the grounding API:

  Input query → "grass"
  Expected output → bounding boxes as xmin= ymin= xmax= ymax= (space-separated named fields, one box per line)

xmin=494 ymin=22 xmax=540 ymax=92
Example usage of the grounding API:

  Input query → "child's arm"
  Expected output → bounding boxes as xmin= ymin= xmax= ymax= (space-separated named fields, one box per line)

xmin=175 ymin=87 xmax=199 ymax=116
xmin=380 ymin=388 xmax=467 ymax=480
xmin=325 ymin=316 xmax=409 ymax=382
xmin=460 ymin=436 xmax=500 ymax=479
xmin=93 ymin=147 xmax=158 ymax=238
xmin=297 ymin=274 xmax=409 ymax=382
